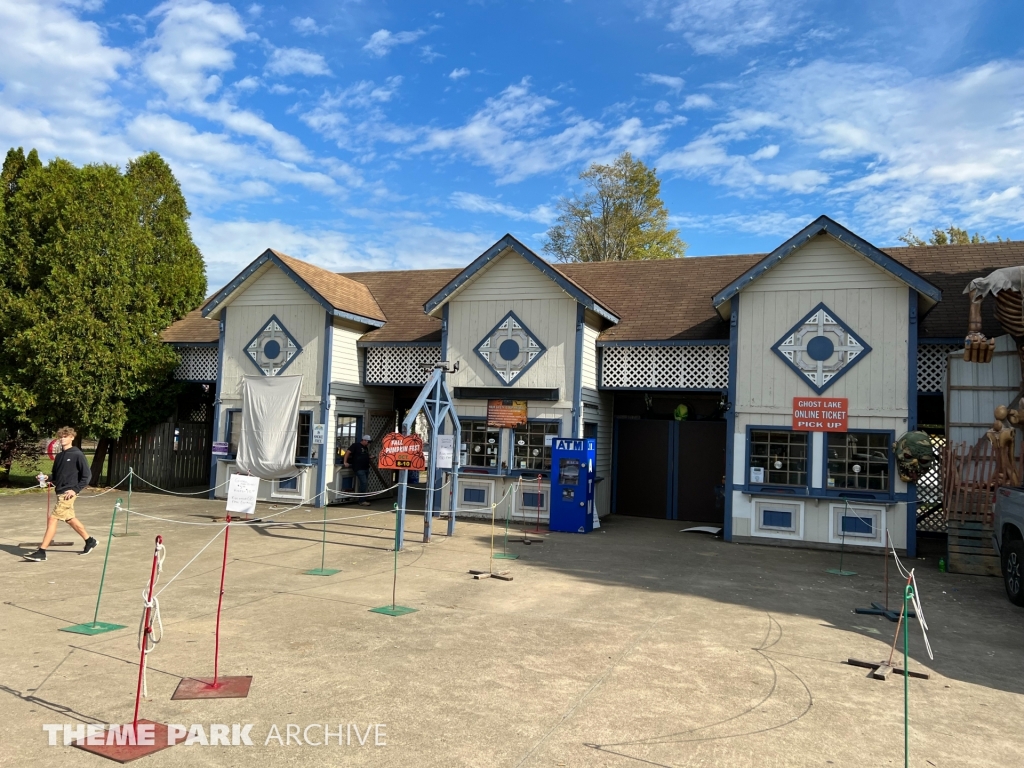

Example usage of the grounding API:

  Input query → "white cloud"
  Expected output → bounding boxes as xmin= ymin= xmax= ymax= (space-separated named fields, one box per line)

xmin=449 ymin=192 xmax=556 ymax=224
xmin=653 ymin=100 xmax=672 ymax=114
xmin=301 ymin=77 xmax=414 ymax=152
xmin=290 ymin=16 xmax=320 ymax=35
xmin=674 ymin=210 xmax=813 ymax=240
xmin=682 ymin=93 xmax=715 ymax=109
xmin=657 ymin=0 xmax=802 ymax=55
xmin=363 ymin=28 xmax=426 ymax=58
xmin=265 ymin=47 xmax=331 ymax=77
xmin=420 ymin=45 xmax=443 ymax=62
xmin=234 ymin=75 xmax=260 ymax=91
xmin=749 ymin=144 xmax=779 ymax=160
xmin=414 ymin=79 xmax=677 ymax=184
xmin=640 ymin=73 xmax=684 ymax=93
xmin=449 ymin=67 xmax=470 ymax=80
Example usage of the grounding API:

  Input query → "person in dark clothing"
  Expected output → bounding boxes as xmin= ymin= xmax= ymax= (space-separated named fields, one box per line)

xmin=345 ymin=434 xmax=372 ymax=506
xmin=23 ymin=427 xmax=97 ymax=561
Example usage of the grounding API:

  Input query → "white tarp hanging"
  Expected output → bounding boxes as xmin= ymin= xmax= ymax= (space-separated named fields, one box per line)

xmin=236 ymin=375 xmax=303 ymax=479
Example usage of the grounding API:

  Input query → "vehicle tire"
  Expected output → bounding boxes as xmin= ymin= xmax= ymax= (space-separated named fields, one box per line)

xmin=1003 ymin=539 xmax=1024 ymax=607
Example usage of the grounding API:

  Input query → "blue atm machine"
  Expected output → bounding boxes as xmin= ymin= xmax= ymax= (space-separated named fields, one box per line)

xmin=549 ymin=438 xmax=597 ymax=533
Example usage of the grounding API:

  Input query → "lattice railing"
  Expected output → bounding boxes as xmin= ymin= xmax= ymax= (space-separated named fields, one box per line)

xmin=917 ymin=343 xmax=961 ymax=393
xmin=173 ymin=346 xmax=218 ymax=382
xmin=916 ymin=435 xmax=945 ymax=532
xmin=600 ymin=344 xmax=730 ymax=390
xmin=365 ymin=346 xmax=441 ymax=385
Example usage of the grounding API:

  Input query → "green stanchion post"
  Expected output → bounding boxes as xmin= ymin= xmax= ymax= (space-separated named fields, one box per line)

xmin=903 ymin=583 xmax=914 ymax=768
xmin=494 ymin=481 xmax=519 ymax=560
xmin=370 ymin=502 xmax=416 ymax=616
xmin=305 ymin=504 xmax=339 ymax=576
xmin=113 ymin=468 xmax=138 ymax=537
xmin=60 ymin=500 xmax=127 ymax=635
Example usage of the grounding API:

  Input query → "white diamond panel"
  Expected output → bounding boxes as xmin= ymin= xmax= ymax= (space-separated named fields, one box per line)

xmin=600 ymin=345 xmax=730 ymax=390
xmin=365 ymin=346 xmax=441 ymax=385
xmin=173 ymin=345 xmax=219 ymax=382
xmin=918 ymin=343 xmax=961 ymax=393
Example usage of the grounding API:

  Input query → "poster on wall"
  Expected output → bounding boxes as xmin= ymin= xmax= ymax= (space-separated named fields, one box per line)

xmin=436 ymin=435 xmax=454 ymax=469
xmin=792 ymin=397 xmax=848 ymax=432
xmin=378 ymin=433 xmax=426 ymax=471
xmin=487 ymin=399 xmax=528 ymax=428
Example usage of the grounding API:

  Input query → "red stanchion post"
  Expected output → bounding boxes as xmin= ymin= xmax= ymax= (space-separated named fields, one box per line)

xmin=212 ymin=515 xmax=231 ymax=689
xmin=133 ymin=535 xmax=163 ymax=736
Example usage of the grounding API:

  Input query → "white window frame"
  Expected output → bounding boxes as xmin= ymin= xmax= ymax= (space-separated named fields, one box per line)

xmin=459 ymin=478 xmax=495 ymax=511
xmin=829 ymin=503 xmax=885 ymax=547
xmin=751 ymin=499 xmax=804 ymax=540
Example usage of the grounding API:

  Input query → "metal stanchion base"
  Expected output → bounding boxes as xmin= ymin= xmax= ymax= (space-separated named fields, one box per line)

xmin=469 ymin=569 xmax=513 ymax=581
xmin=171 ymin=676 xmax=252 ymax=700
xmin=72 ymin=720 xmax=173 ymax=762
xmin=854 ymin=601 xmax=916 ymax=622
xmin=60 ymin=621 xmax=126 ymax=636
xmin=846 ymin=658 xmax=929 ymax=680
xmin=303 ymin=568 xmax=340 ymax=576
xmin=492 ymin=552 xmax=519 ymax=560
xmin=826 ymin=568 xmax=856 ymax=576
xmin=369 ymin=605 xmax=417 ymax=616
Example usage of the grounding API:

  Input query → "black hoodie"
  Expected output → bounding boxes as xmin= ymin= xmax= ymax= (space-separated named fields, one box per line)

xmin=51 ymin=446 xmax=92 ymax=495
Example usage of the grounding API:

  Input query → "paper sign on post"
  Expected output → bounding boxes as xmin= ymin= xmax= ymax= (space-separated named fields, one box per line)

xmin=226 ymin=474 xmax=260 ymax=517
xmin=312 ymin=424 xmax=325 ymax=445
xmin=436 ymin=435 xmax=455 ymax=469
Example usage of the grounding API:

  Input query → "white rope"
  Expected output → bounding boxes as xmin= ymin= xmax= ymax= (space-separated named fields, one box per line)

xmin=138 ymin=542 xmax=166 ymax=698
xmin=154 ymin=525 xmax=229 ymax=598
xmin=127 ymin=469 xmax=236 ymax=497
xmin=79 ymin=473 xmax=133 ymax=497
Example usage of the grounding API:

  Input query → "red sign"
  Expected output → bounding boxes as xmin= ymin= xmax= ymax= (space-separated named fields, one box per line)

xmin=377 ymin=433 xmax=426 ymax=471
xmin=487 ymin=399 xmax=528 ymax=428
xmin=46 ymin=439 xmax=61 ymax=460
xmin=792 ymin=397 xmax=848 ymax=432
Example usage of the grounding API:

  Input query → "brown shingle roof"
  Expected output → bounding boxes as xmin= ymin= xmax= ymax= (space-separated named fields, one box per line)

xmin=272 ymin=251 xmax=386 ymax=323
xmin=161 ymin=307 xmax=219 ymax=343
xmin=342 ymin=268 xmax=461 ymax=343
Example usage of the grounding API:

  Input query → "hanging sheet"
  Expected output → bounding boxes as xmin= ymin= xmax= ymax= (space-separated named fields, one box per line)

xmin=236 ymin=375 xmax=303 ymax=479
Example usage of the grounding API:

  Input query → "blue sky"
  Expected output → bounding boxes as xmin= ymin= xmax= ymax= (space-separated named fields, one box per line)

xmin=2 ymin=0 xmax=1023 ymax=288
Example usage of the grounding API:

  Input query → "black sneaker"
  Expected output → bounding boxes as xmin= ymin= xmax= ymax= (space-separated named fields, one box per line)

xmin=80 ymin=537 xmax=98 ymax=556
xmin=23 ymin=549 xmax=47 ymax=562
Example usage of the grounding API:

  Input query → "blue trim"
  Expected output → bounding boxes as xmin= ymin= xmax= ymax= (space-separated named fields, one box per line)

xmin=596 ymin=339 xmax=729 ymax=348
xmin=907 ymin=288 xmax=919 ymax=557
xmin=225 ymin=408 xmax=242 ymax=458
xmin=771 ymin=302 xmax=872 ymax=396
xmin=820 ymin=428 xmax=897 ymax=502
xmin=572 ymin=304 xmax=585 ymax=439
xmin=356 ymin=341 xmax=441 ymax=348
xmin=242 ymin=314 xmax=304 ymax=377
xmin=472 ymin=310 xmax=548 ymax=387
xmin=423 ymin=234 xmax=620 ymax=323
xmin=507 ymin=418 xmax=561 ymax=477
xmin=208 ymin=309 xmax=227 ymax=500
xmin=723 ymin=296 xmax=738 ymax=541
xmin=458 ymin=414 xmax=503 ymax=475
xmin=712 ymin=215 xmax=942 ymax=310
xmin=316 ymin=313 xmax=333 ymax=509
xmin=743 ymin=424 xmax=812 ymax=495
xmin=440 ymin=304 xmax=449 ymax=361
xmin=202 ymin=249 xmax=385 ymax=327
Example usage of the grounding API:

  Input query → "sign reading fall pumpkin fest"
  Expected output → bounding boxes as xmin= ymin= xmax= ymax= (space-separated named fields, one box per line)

xmin=377 ymin=433 xmax=427 ymax=471
xmin=792 ymin=397 xmax=848 ymax=432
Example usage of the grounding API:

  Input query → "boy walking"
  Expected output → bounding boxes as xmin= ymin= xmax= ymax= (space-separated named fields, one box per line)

xmin=23 ymin=427 xmax=97 ymax=562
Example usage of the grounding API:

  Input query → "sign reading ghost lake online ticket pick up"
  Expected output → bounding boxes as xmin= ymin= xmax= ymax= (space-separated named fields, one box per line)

xmin=792 ymin=397 xmax=848 ymax=432
xmin=226 ymin=474 xmax=261 ymax=517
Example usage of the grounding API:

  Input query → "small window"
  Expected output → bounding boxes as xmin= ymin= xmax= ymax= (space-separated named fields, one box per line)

xmin=279 ymin=475 xmax=299 ymax=491
xmin=296 ymin=412 xmax=312 ymax=462
xmin=749 ymin=430 xmax=807 ymax=487
xmin=523 ymin=491 xmax=546 ymax=509
xmin=583 ymin=422 xmax=598 ymax=439
xmin=463 ymin=487 xmax=486 ymax=504
xmin=827 ymin=433 xmax=890 ymax=492
xmin=762 ymin=509 xmax=793 ymax=529
xmin=841 ymin=515 xmax=873 ymax=535
xmin=226 ymin=410 xmax=241 ymax=458
xmin=512 ymin=421 xmax=559 ymax=472
xmin=464 ymin=421 xmax=500 ymax=468
xmin=335 ymin=414 xmax=361 ymax=465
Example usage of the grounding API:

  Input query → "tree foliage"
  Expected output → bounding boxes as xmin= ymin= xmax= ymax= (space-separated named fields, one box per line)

xmin=898 ymin=225 xmax=1013 ymax=246
xmin=0 ymin=148 xmax=206 ymax=441
xmin=544 ymin=152 xmax=686 ymax=263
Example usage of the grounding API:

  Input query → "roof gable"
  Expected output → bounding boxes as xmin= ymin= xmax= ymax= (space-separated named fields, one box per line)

xmin=711 ymin=215 xmax=943 ymax=317
xmin=423 ymin=234 xmax=619 ymax=323
xmin=203 ymin=249 xmax=386 ymax=326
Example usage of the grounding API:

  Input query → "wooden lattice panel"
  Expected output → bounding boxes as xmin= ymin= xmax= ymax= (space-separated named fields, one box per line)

xmin=600 ymin=345 xmax=730 ymax=390
xmin=917 ymin=343 xmax=960 ymax=393
xmin=173 ymin=346 xmax=219 ymax=382
xmin=365 ymin=346 xmax=440 ymax=385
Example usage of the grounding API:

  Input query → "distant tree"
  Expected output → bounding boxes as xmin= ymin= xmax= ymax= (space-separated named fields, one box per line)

xmin=0 ymin=149 xmax=206 ymax=483
xmin=544 ymin=152 xmax=686 ymax=262
xmin=898 ymin=225 xmax=1013 ymax=246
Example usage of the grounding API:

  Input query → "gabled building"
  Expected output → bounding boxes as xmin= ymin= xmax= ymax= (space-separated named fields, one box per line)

xmin=159 ymin=216 xmax=1024 ymax=555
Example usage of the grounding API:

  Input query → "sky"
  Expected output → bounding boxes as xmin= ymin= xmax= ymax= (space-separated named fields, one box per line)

xmin=2 ymin=0 xmax=1023 ymax=288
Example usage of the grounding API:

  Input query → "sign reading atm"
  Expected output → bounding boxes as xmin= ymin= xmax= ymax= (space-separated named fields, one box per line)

xmin=553 ymin=439 xmax=588 ymax=451
xmin=792 ymin=397 xmax=848 ymax=432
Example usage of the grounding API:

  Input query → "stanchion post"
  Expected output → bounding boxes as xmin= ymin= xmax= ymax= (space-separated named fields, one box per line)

xmin=903 ymin=582 xmax=914 ymax=768
xmin=60 ymin=500 xmax=127 ymax=635
xmin=212 ymin=517 xmax=230 ymax=689
xmin=133 ymin=535 xmax=163 ymax=735
xmin=126 ymin=469 xmax=133 ymax=535
xmin=305 ymin=505 xmax=340 ymax=576
xmin=369 ymin=495 xmax=418 ymax=616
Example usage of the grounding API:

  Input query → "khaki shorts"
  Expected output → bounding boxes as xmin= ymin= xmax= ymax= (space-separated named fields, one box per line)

xmin=52 ymin=496 xmax=77 ymax=521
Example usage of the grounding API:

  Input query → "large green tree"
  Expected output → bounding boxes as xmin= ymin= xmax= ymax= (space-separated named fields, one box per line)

xmin=544 ymin=152 xmax=686 ymax=263
xmin=0 ymin=149 xmax=205 ymax=483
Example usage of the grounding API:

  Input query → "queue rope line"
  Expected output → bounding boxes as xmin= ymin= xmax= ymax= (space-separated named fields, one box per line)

xmin=137 ymin=540 xmax=166 ymax=698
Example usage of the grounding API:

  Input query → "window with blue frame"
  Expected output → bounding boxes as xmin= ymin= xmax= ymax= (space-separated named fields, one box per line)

xmin=295 ymin=411 xmax=313 ymax=463
xmin=463 ymin=487 xmax=486 ymax=504
xmin=464 ymin=420 xmax=500 ymax=469
xmin=826 ymin=432 xmax=890 ymax=493
xmin=748 ymin=430 xmax=808 ymax=488
xmin=226 ymin=410 xmax=241 ymax=458
xmin=335 ymin=414 xmax=362 ymax=465
xmin=512 ymin=421 xmax=559 ymax=472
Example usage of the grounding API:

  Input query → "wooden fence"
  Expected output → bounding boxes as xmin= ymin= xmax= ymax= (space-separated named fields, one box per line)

xmin=109 ymin=421 xmax=211 ymax=492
